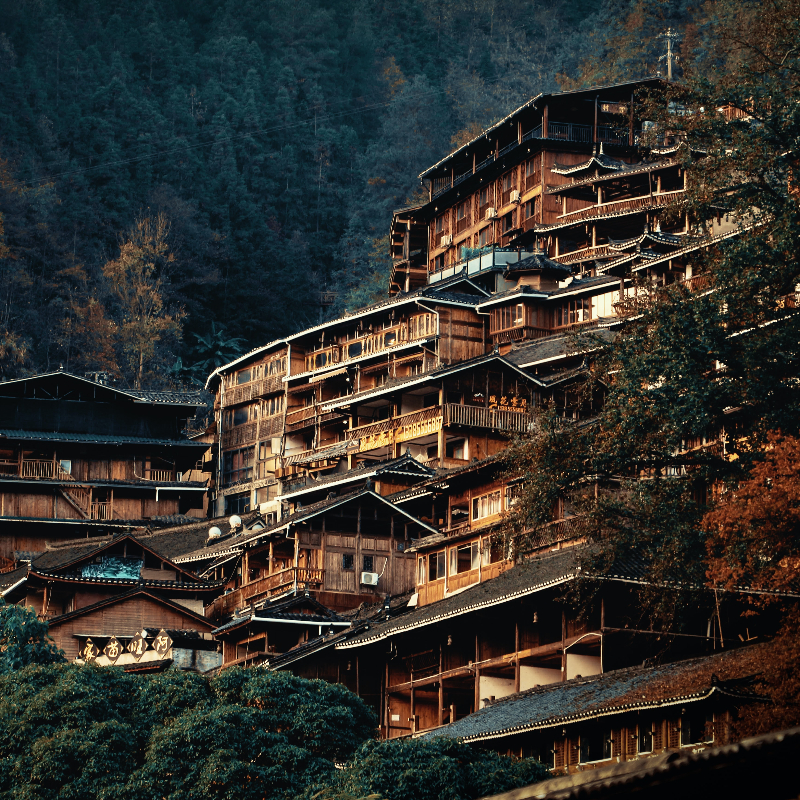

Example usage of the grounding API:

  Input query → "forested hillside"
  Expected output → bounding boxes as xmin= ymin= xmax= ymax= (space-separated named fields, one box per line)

xmin=0 ymin=0 xmax=694 ymax=386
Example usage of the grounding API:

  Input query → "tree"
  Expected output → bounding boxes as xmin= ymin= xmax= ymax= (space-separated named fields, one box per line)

xmin=503 ymin=0 xmax=800 ymax=629
xmin=704 ymin=432 xmax=800 ymax=599
xmin=103 ymin=213 xmax=184 ymax=389
xmin=0 ymin=600 xmax=64 ymax=672
xmin=311 ymin=736 xmax=550 ymax=800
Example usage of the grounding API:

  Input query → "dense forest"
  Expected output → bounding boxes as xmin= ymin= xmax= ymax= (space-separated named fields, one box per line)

xmin=0 ymin=0 xmax=701 ymax=387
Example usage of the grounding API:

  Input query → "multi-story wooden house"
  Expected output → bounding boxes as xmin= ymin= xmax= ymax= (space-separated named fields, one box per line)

xmin=1 ymin=531 xmax=224 ymax=672
xmin=0 ymin=371 xmax=209 ymax=564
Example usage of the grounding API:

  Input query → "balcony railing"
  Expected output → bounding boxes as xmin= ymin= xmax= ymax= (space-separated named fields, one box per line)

xmin=346 ymin=405 xmax=442 ymax=442
xmin=208 ymin=568 xmax=326 ymax=618
xmin=557 ymin=190 xmax=684 ymax=225
xmin=285 ymin=406 xmax=316 ymax=431
xmin=20 ymin=460 xmax=75 ymax=481
xmin=241 ymin=567 xmax=325 ymax=603
xmin=444 ymin=403 xmax=533 ymax=433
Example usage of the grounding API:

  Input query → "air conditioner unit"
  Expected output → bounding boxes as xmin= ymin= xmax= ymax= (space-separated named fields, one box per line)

xmin=361 ymin=571 xmax=380 ymax=586
xmin=440 ymin=234 xmax=453 ymax=247
xmin=510 ymin=189 xmax=521 ymax=204
xmin=485 ymin=207 xmax=497 ymax=220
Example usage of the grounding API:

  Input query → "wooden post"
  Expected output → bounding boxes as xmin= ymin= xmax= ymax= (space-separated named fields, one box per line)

xmin=474 ymin=634 xmax=481 ymax=711
xmin=514 ymin=621 xmax=521 ymax=693
xmin=543 ymin=105 xmax=549 ymax=139
xmin=439 ymin=643 xmax=444 ymax=726
xmin=629 ymin=92 xmax=635 ymax=146
xmin=243 ymin=549 xmax=250 ymax=585
xmin=561 ymin=609 xmax=567 ymax=681
xmin=268 ymin=541 xmax=274 ymax=575
xmin=410 ymin=682 xmax=416 ymax=732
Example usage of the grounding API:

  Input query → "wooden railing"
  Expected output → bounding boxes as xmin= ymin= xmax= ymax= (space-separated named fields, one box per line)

xmin=221 ymin=422 xmax=258 ymax=449
xmin=20 ymin=460 xmax=74 ymax=480
xmin=558 ymin=190 xmax=684 ymax=224
xmin=222 ymin=373 xmax=286 ymax=408
xmin=346 ymin=405 xmax=442 ymax=441
xmin=241 ymin=567 xmax=324 ymax=602
xmin=523 ymin=516 xmax=589 ymax=552
xmin=285 ymin=406 xmax=316 ymax=431
xmin=146 ymin=469 xmax=174 ymax=482
xmin=91 ymin=501 xmax=112 ymax=520
xmin=444 ymin=403 xmax=532 ymax=433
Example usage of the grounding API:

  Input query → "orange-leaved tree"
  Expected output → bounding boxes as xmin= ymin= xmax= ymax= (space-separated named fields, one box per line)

xmin=103 ymin=213 xmax=184 ymax=389
xmin=704 ymin=432 xmax=800 ymax=600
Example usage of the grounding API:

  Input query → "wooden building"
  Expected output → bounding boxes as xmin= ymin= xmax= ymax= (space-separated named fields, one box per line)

xmin=1 ymin=531 xmax=225 ymax=671
xmin=415 ymin=645 xmax=767 ymax=769
xmin=176 ymin=489 xmax=436 ymax=629
xmin=0 ymin=371 xmax=209 ymax=564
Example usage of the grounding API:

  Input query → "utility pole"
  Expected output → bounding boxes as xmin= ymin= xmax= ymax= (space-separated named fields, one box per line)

xmin=658 ymin=28 xmax=680 ymax=81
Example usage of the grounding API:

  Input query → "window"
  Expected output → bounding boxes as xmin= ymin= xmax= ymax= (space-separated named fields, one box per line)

xmin=446 ymin=439 xmax=465 ymax=460
xmin=233 ymin=407 xmax=250 ymax=426
xmin=428 ymin=550 xmax=446 ymax=581
xmin=456 ymin=199 xmax=470 ymax=233
xmin=267 ymin=357 xmax=286 ymax=375
xmin=478 ymin=186 xmax=492 ymax=214
xmin=435 ymin=216 xmax=445 ymax=233
xmin=263 ymin=395 xmax=283 ymax=416
xmin=348 ymin=341 xmax=363 ymax=358
xmin=502 ymin=171 xmax=516 ymax=192
xmin=478 ymin=227 xmax=491 ymax=247
xmin=434 ymin=254 xmax=445 ymax=272
xmin=449 ymin=542 xmax=479 ymax=575
xmin=554 ymin=297 xmax=594 ymax=327
xmin=418 ymin=556 xmax=426 ymax=585
xmin=342 ymin=554 xmax=354 ymax=571
xmin=513 ymin=303 xmax=524 ymax=325
xmin=59 ymin=459 xmax=71 ymax=475
xmin=237 ymin=369 xmax=251 ymax=385
xmin=681 ymin=710 xmax=713 ymax=745
xmin=524 ymin=198 xmax=537 ymax=219
xmin=225 ymin=492 xmax=250 ymax=515
xmin=472 ymin=491 xmax=501 ymax=520
xmin=502 ymin=212 xmax=515 ymax=234
xmin=259 ymin=441 xmax=272 ymax=460
xmin=579 ymin=728 xmax=612 ymax=763
xmin=363 ymin=555 xmax=374 ymax=572
xmin=222 ymin=447 xmax=254 ymax=486
xmin=481 ymin=537 xmax=506 ymax=565
xmin=638 ymin=723 xmax=654 ymax=754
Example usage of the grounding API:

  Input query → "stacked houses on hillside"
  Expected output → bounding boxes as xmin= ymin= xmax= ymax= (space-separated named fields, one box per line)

xmin=3 ymin=78 xmax=779 ymax=772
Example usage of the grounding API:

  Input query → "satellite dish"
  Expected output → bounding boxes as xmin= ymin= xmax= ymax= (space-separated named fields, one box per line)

xmin=229 ymin=515 xmax=242 ymax=529
xmin=208 ymin=526 xmax=223 ymax=540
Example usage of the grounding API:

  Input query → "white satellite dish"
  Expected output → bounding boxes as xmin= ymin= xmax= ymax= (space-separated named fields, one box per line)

xmin=229 ymin=515 xmax=242 ymax=529
xmin=208 ymin=526 xmax=223 ymax=540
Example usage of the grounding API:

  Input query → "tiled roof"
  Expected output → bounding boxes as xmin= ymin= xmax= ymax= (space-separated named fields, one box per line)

xmin=212 ymin=593 xmax=348 ymax=635
xmin=336 ymin=550 xmax=581 ymax=650
xmin=281 ymin=454 xmax=435 ymax=499
xmin=0 ymin=429 xmax=208 ymax=447
xmin=0 ymin=565 xmax=27 ymax=590
xmin=421 ymin=644 xmax=768 ymax=743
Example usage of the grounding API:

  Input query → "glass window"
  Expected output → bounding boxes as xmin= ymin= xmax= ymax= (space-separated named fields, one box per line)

xmin=237 ymin=369 xmax=251 ymax=385
xmin=449 ymin=542 xmax=480 ymax=575
xmin=59 ymin=460 xmax=71 ymax=475
xmin=472 ymin=491 xmax=502 ymax=520
xmin=418 ymin=556 xmax=426 ymax=585
xmin=342 ymin=554 xmax=354 ymax=571
xmin=579 ymin=729 xmax=612 ymax=763
xmin=428 ymin=551 xmax=446 ymax=581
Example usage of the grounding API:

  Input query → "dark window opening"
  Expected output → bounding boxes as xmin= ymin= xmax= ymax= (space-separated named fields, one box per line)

xmin=342 ymin=554 xmax=354 ymax=570
xmin=363 ymin=555 xmax=374 ymax=572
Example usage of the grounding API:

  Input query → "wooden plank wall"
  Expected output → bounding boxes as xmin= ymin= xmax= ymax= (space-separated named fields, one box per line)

xmin=49 ymin=595 xmax=213 ymax=661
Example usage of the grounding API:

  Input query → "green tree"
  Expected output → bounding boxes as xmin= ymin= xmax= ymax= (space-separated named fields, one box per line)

xmin=312 ymin=736 xmax=550 ymax=800
xmin=0 ymin=600 xmax=64 ymax=672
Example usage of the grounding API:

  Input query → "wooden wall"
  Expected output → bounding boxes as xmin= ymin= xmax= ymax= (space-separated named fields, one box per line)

xmin=48 ymin=595 xmax=213 ymax=661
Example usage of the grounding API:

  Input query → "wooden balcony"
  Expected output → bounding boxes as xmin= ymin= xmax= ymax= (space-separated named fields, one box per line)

xmin=207 ymin=568 xmax=325 ymax=618
xmin=444 ymin=403 xmax=532 ymax=433
xmin=285 ymin=406 xmax=316 ymax=431
xmin=557 ymin=190 xmax=684 ymax=225
xmin=346 ymin=405 xmax=443 ymax=442
xmin=222 ymin=373 xmax=286 ymax=407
